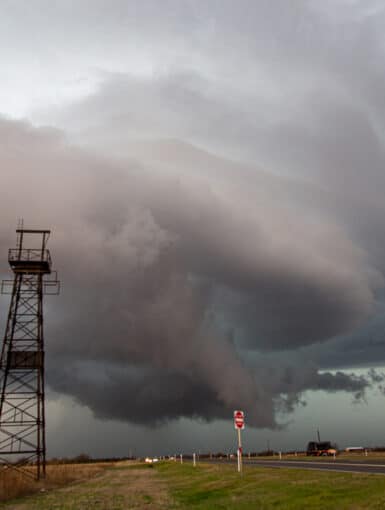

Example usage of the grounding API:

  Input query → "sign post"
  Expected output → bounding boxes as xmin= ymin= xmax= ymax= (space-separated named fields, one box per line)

xmin=234 ymin=410 xmax=245 ymax=474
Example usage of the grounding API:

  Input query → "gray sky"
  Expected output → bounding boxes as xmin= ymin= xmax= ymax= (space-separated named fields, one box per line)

xmin=1 ymin=0 xmax=385 ymax=456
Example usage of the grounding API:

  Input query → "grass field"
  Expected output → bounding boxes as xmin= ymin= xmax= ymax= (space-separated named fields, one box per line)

xmin=2 ymin=460 xmax=385 ymax=508
xmin=0 ymin=462 xmax=110 ymax=504
xmin=157 ymin=461 xmax=385 ymax=509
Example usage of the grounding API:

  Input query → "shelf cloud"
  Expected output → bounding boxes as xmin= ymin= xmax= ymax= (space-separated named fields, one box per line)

xmin=0 ymin=116 xmax=383 ymax=427
xmin=1 ymin=1 xmax=385 ymax=432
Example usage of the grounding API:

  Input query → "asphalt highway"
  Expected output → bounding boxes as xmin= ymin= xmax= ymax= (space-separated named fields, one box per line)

xmin=208 ymin=458 xmax=385 ymax=475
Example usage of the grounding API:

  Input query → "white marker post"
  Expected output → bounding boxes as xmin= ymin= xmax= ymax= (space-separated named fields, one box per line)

xmin=234 ymin=410 xmax=245 ymax=474
xmin=193 ymin=453 xmax=196 ymax=467
xmin=180 ymin=454 xmax=183 ymax=464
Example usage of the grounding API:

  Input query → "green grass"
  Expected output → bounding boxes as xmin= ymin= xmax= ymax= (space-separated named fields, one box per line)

xmin=156 ymin=461 xmax=385 ymax=509
xmin=4 ymin=460 xmax=385 ymax=509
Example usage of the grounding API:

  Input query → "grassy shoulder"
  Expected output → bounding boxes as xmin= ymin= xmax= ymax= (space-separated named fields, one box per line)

xmin=4 ymin=460 xmax=385 ymax=509
xmin=0 ymin=461 xmax=171 ymax=509
xmin=0 ymin=462 xmax=110 ymax=504
xmin=156 ymin=460 xmax=385 ymax=509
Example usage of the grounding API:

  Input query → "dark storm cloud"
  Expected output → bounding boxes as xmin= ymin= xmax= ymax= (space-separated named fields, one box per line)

xmin=48 ymin=364 xmax=274 ymax=427
xmin=48 ymin=361 xmax=376 ymax=428
xmin=2 ymin=1 xmax=385 ymax=429
xmin=34 ymin=0 xmax=385 ymax=368
xmin=0 ymin=116 xmax=380 ymax=427
xmin=293 ymin=304 xmax=385 ymax=370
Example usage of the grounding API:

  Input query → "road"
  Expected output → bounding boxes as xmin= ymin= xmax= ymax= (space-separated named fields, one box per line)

xmin=209 ymin=458 xmax=385 ymax=475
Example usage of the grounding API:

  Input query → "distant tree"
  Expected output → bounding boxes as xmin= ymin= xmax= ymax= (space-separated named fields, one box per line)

xmin=73 ymin=453 xmax=91 ymax=463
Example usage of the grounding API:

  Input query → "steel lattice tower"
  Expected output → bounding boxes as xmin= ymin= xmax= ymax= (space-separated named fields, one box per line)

xmin=0 ymin=227 xmax=59 ymax=479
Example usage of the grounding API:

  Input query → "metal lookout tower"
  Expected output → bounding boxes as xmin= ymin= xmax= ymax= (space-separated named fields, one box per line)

xmin=0 ymin=227 xmax=59 ymax=479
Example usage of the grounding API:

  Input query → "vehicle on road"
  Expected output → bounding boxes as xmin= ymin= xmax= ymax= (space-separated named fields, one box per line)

xmin=144 ymin=457 xmax=159 ymax=463
xmin=306 ymin=441 xmax=338 ymax=456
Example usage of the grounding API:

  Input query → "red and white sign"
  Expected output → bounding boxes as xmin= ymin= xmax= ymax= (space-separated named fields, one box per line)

xmin=233 ymin=410 xmax=245 ymax=430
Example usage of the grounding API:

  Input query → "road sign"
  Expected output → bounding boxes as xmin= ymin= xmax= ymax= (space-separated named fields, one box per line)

xmin=234 ymin=410 xmax=245 ymax=430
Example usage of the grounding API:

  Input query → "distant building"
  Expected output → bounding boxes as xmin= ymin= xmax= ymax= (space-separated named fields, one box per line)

xmin=345 ymin=447 xmax=364 ymax=452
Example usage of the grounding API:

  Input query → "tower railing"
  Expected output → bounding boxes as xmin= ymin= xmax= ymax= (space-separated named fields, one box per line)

xmin=8 ymin=248 xmax=52 ymax=266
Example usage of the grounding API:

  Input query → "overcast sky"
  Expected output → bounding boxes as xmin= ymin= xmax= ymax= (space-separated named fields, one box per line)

xmin=1 ymin=0 xmax=385 ymax=457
